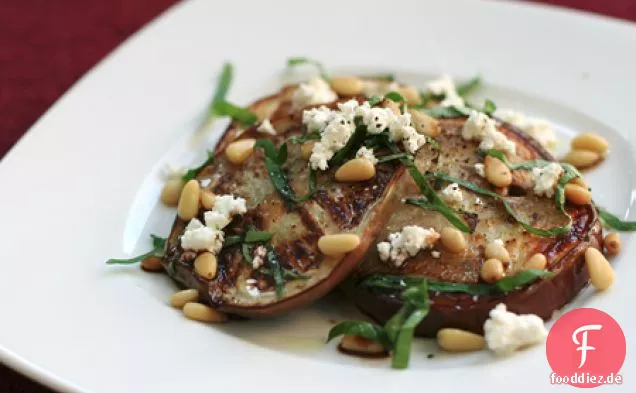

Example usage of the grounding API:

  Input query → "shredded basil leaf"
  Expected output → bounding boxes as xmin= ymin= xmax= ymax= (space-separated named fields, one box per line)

xmin=596 ymin=206 xmax=636 ymax=231
xmin=223 ymin=236 xmax=242 ymax=248
xmin=481 ymin=99 xmax=497 ymax=116
xmin=264 ymin=245 xmax=286 ymax=297
xmin=212 ymin=100 xmax=258 ymax=127
xmin=368 ymin=74 xmax=395 ymax=82
xmin=327 ymin=321 xmax=392 ymax=348
xmin=422 ymin=106 xmax=471 ymax=119
xmin=244 ymin=230 xmax=273 ymax=243
xmin=484 ymin=149 xmax=553 ymax=171
xmin=367 ymin=96 xmax=383 ymax=106
xmin=209 ymin=62 xmax=233 ymax=114
xmin=385 ymin=91 xmax=406 ymax=103
xmin=287 ymin=132 xmax=321 ymax=144
xmin=241 ymin=243 xmax=253 ymax=265
xmin=329 ymin=123 xmax=368 ymax=167
xmin=182 ymin=151 xmax=214 ymax=181
xmin=456 ymin=76 xmax=482 ymax=97
xmin=106 ymin=234 xmax=166 ymax=265
xmin=254 ymin=140 xmax=298 ymax=203
xmin=376 ymin=152 xmax=413 ymax=164
xmin=287 ymin=57 xmax=329 ymax=80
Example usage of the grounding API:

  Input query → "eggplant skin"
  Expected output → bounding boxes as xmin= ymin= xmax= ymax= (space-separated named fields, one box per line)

xmin=350 ymin=118 xmax=604 ymax=337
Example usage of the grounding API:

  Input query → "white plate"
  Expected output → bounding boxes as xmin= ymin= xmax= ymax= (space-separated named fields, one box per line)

xmin=1 ymin=0 xmax=635 ymax=391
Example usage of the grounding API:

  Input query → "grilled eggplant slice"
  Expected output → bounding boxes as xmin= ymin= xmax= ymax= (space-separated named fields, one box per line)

xmin=351 ymin=118 xmax=602 ymax=337
xmin=162 ymin=89 xmax=404 ymax=317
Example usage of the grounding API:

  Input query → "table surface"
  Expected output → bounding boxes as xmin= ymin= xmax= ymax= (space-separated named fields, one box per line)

xmin=0 ymin=0 xmax=634 ymax=391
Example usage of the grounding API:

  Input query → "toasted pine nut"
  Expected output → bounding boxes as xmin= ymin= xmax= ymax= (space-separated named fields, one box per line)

xmin=194 ymin=252 xmax=218 ymax=279
xmin=177 ymin=179 xmax=201 ymax=220
xmin=480 ymin=258 xmax=505 ymax=283
xmin=335 ymin=158 xmax=376 ymax=182
xmin=226 ymin=138 xmax=256 ymax=164
xmin=160 ymin=178 xmax=185 ymax=207
xmin=409 ymin=109 xmax=440 ymax=137
xmin=339 ymin=335 xmax=387 ymax=356
xmin=440 ymin=227 xmax=467 ymax=253
xmin=437 ymin=328 xmax=485 ymax=352
xmin=318 ymin=234 xmax=361 ymax=256
xmin=398 ymin=86 xmax=422 ymax=105
xmin=569 ymin=176 xmax=588 ymax=190
xmin=563 ymin=149 xmax=601 ymax=169
xmin=603 ymin=233 xmax=621 ymax=255
xmin=523 ymin=253 xmax=547 ymax=270
xmin=170 ymin=289 xmax=199 ymax=308
xmin=183 ymin=302 xmax=227 ymax=323
xmin=484 ymin=242 xmax=510 ymax=263
xmin=564 ymin=184 xmax=592 ymax=205
xmin=585 ymin=247 xmax=614 ymax=290
xmin=484 ymin=156 xmax=512 ymax=187
xmin=301 ymin=141 xmax=315 ymax=160
xmin=330 ymin=76 xmax=364 ymax=96
xmin=571 ymin=133 xmax=609 ymax=155
xmin=141 ymin=256 xmax=163 ymax=272
xmin=200 ymin=190 xmax=216 ymax=210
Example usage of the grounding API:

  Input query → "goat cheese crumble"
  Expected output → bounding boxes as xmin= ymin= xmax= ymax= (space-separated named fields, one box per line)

xmin=532 ymin=163 xmax=564 ymax=197
xmin=292 ymin=78 xmax=338 ymax=109
xmin=483 ymin=303 xmax=548 ymax=355
xmin=377 ymin=226 xmax=440 ymax=267
xmin=474 ymin=163 xmax=485 ymax=177
xmin=462 ymin=110 xmax=516 ymax=155
xmin=257 ymin=119 xmax=277 ymax=135
xmin=251 ymin=245 xmax=267 ymax=270
xmin=355 ymin=147 xmax=378 ymax=164
xmin=425 ymin=74 xmax=465 ymax=108
xmin=441 ymin=183 xmax=463 ymax=207
xmin=497 ymin=109 xmax=558 ymax=150
xmin=180 ymin=194 xmax=247 ymax=252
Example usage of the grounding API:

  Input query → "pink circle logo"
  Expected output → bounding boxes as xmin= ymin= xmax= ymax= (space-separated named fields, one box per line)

xmin=546 ymin=308 xmax=626 ymax=388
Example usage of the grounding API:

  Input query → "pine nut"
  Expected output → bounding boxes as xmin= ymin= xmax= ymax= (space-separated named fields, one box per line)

xmin=398 ymin=86 xmax=422 ymax=105
xmin=330 ymin=76 xmax=364 ymax=96
xmin=484 ymin=156 xmax=512 ymax=187
xmin=571 ymin=133 xmax=609 ymax=155
xmin=440 ymin=227 xmax=467 ymax=253
xmin=603 ymin=233 xmax=621 ymax=255
xmin=335 ymin=158 xmax=376 ymax=182
xmin=170 ymin=289 xmax=199 ymax=308
xmin=200 ymin=190 xmax=216 ymax=210
xmin=437 ymin=328 xmax=485 ymax=352
xmin=225 ymin=138 xmax=256 ymax=164
xmin=160 ymin=178 xmax=185 ymax=207
xmin=301 ymin=141 xmax=315 ymax=160
xmin=569 ymin=176 xmax=588 ymax=190
xmin=383 ymin=100 xmax=401 ymax=115
xmin=177 ymin=179 xmax=201 ymax=220
xmin=480 ymin=258 xmax=505 ymax=283
xmin=564 ymin=184 xmax=592 ymax=205
xmin=484 ymin=242 xmax=510 ymax=263
xmin=410 ymin=109 xmax=440 ymax=137
xmin=523 ymin=253 xmax=547 ymax=270
xmin=183 ymin=302 xmax=227 ymax=323
xmin=141 ymin=256 xmax=163 ymax=272
xmin=563 ymin=149 xmax=601 ymax=169
xmin=318 ymin=234 xmax=361 ymax=256
xmin=194 ymin=252 xmax=218 ymax=279
xmin=585 ymin=247 xmax=614 ymax=290
xmin=339 ymin=335 xmax=387 ymax=355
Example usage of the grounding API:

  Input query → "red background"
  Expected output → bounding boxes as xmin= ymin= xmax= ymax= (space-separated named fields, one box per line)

xmin=0 ymin=0 xmax=634 ymax=391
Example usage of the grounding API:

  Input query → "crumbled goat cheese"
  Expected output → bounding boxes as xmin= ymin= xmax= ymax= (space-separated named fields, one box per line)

xmin=377 ymin=226 xmax=440 ymax=267
xmin=426 ymin=74 xmax=465 ymax=108
xmin=388 ymin=111 xmax=427 ymax=154
xmin=492 ymin=239 xmax=504 ymax=247
xmin=292 ymin=78 xmax=338 ymax=109
xmin=257 ymin=119 xmax=277 ymax=135
xmin=355 ymin=147 xmax=378 ymax=164
xmin=302 ymin=106 xmax=334 ymax=132
xmin=484 ymin=303 xmax=548 ymax=355
xmin=362 ymin=80 xmax=400 ymax=97
xmin=474 ymin=163 xmax=485 ymax=177
xmin=180 ymin=194 xmax=247 ymax=252
xmin=532 ymin=163 xmax=564 ymax=197
xmin=364 ymin=107 xmax=395 ymax=134
xmin=497 ymin=109 xmax=558 ymax=150
xmin=161 ymin=163 xmax=187 ymax=180
xmin=441 ymin=183 xmax=463 ymax=207
xmin=463 ymin=110 xmax=516 ymax=155
xmin=199 ymin=178 xmax=211 ymax=188
xmin=251 ymin=246 xmax=267 ymax=270
xmin=431 ymin=250 xmax=441 ymax=259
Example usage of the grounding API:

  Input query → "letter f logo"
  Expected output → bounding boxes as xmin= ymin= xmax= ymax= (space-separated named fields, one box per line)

xmin=572 ymin=324 xmax=602 ymax=368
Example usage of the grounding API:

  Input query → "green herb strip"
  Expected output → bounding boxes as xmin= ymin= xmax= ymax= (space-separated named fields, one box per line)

xmin=287 ymin=57 xmax=329 ymax=80
xmin=264 ymin=245 xmax=286 ymax=298
xmin=384 ymin=91 xmax=406 ymax=103
xmin=212 ymin=100 xmax=258 ymax=127
xmin=596 ymin=206 xmax=636 ymax=231
xmin=482 ymin=99 xmax=497 ymax=116
xmin=327 ymin=321 xmax=392 ymax=348
xmin=367 ymin=96 xmax=383 ymax=106
xmin=422 ymin=105 xmax=471 ymax=119
xmin=329 ymin=124 xmax=368 ymax=167
xmin=223 ymin=229 xmax=273 ymax=249
xmin=287 ymin=132 xmax=321 ymax=144
xmin=376 ymin=152 xmax=413 ymax=164
xmin=209 ymin=62 xmax=233 ymax=113
xmin=182 ymin=151 xmax=214 ymax=182
xmin=368 ymin=74 xmax=395 ymax=82
xmin=455 ymin=76 xmax=482 ymax=97
xmin=106 ymin=234 xmax=166 ymax=265
xmin=241 ymin=243 xmax=253 ymax=265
